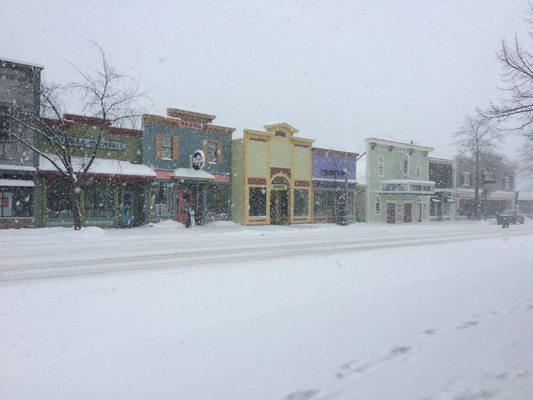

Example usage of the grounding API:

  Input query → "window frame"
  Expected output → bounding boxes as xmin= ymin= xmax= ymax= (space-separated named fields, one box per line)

xmin=294 ymin=188 xmax=309 ymax=217
xmin=160 ymin=135 xmax=172 ymax=160
xmin=248 ymin=186 xmax=267 ymax=217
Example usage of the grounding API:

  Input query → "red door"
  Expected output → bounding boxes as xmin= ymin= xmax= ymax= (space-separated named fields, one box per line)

xmin=404 ymin=203 xmax=413 ymax=223
xmin=177 ymin=190 xmax=192 ymax=223
xmin=386 ymin=203 xmax=396 ymax=223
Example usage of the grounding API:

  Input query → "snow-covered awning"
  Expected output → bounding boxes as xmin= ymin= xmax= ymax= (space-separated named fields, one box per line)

xmin=487 ymin=191 xmax=515 ymax=201
xmin=39 ymin=155 xmax=156 ymax=178
xmin=0 ymin=179 xmax=35 ymax=187
xmin=0 ymin=164 xmax=37 ymax=172
xmin=518 ymin=192 xmax=533 ymax=201
xmin=173 ymin=168 xmax=215 ymax=181
xmin=379 ymin=179 xmax=435 ymax=195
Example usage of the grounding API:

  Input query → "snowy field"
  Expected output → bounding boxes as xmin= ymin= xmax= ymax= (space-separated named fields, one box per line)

xmin=1 ymin=220 xmax=533 ymax=399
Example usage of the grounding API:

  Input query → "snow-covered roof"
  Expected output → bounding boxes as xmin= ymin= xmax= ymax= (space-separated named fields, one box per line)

xmin=173 ymin=168 xmax=215 ymax=181
xmin=0 ymin=56 xmax=44 ymax=69
xmin=39 ymin=155 xmax=156 ymax=178
xmin=0 ymin=179 xmax=34 ymax=187
xmin=488 ymin=191 xmax=516 ymax=201
xmin=313 ymin=178 xmax=357 ymax=183
xmin=518 ymin=192 xmax=533 ymax=201
xmin=0 ymin=164 xmax=37 ymax=172
xmin=381 ymin=180 xmax=435 ymax=186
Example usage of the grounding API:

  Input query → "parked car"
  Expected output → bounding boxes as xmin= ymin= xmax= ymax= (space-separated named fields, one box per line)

xmin=496 ymin=209 xmax=525 ymax=225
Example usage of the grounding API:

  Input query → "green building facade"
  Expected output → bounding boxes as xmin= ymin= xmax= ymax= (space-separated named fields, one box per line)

xmin=38 ymin=114 xmax=155 ymax=228
xmin=365 ymin=138 xmax=434 ymax=223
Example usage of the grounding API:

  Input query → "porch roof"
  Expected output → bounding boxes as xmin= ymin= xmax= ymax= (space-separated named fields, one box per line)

xmin=0 ymin=179 xmax=35 ymax=187
xmin=39 ymin=155 xmax=156 ymax=178
xmin=173 ymin=168 xmax=215 ymax=181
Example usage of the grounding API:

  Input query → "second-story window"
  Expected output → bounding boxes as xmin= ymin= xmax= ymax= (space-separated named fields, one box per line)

xmin=378 ymin=156 xmax=384 ymax=177
xmin=415 ymin=164 xmax=421 ymax=179
xmin=463 ymin=172 xmax=470 ymax=186
xmin=403 ymin=159 xmax=409 ymax=175
xmin=207 ymin=141 xmax=217 ymax=164
xmin=161 ymin=136 xmax=172 ymax=159
xmin=156 ymin=134 xmax=179 ymax=161
xmin=504 ymin=176 xmax=510 ymax=190
xmin=205 ymin=140 xmax=222 ymax=165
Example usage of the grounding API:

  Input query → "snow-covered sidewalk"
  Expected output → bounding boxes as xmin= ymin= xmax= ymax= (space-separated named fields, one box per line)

xmin=1 ymin=221 xmax=532 ymax=399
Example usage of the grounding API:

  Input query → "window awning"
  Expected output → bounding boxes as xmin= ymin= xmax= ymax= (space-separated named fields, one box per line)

xmin=173 ymin=168 xmax=215 ymax=181
xmin=0 ymin=179 xmax=35 ymax=187
xmin=39 ymin=155 xmax=156 ymax=178
xmin=487 ymin=191 xmax=515 ymax=201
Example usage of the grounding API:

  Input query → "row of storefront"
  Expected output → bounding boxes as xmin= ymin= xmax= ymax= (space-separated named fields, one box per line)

xmin=2 ymin=111 xmax=518 ymax=228
xmin=1 ymin=109 xmax=360 ymax=228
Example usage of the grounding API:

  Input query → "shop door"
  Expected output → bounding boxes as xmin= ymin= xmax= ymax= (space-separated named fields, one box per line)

xmin=177 ymin=190 xmax=192 ymax=223
xmin=270 ymin=176 xmax=290 ymax=225
xmin=404 ymin=203 xmax=413 ymax=223
xmin=386 ymin=203 xmax=396 ymax=223
xmin=120 ymin=190 xmax=135 ymax=228
xmin=418 ymin=203 xmax=423 ymax=222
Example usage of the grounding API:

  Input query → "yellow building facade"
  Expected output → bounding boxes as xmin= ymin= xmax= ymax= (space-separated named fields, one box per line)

xmin=231 ymin=123 xmax=313 ymax=225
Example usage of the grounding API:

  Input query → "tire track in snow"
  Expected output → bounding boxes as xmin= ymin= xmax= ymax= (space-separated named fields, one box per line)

xmin=2 ymin=229 xmax=533 ymax=283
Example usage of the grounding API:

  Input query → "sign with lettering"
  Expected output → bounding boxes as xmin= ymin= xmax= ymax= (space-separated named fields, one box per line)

xmin=271 ymin=184 xmax=288 ymax=191
xmin=57 ymin=135 xmax=126 ymax=151
xmin=177 ymin=120 xmax=204 ymax=130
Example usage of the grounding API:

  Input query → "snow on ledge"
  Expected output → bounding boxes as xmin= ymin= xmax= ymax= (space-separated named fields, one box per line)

xmin=518 ymin=192 xmax=533 ymax=201
xmin=0 ymin=164 xmax=37 ymax=172
xmin=39 ymin=155 xmax=156 ymax=178
xmin=381 ymin=179 xmax=435 ymax=185
xmin=173 ymin=168 xmax=215 ymax=181
xmin=0 ymin=179 xmax=35 ymax=187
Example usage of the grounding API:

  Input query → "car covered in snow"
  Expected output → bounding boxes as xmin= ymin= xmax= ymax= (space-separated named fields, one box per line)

xmin=496 ymin=209 xmax=525 ymax=225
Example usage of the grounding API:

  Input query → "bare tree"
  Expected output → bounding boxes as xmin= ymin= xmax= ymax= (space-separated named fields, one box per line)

xmin=483 ymin=4 xmax=533 ymax=177
xmin=454 ymin=116 xmax=500 ymax=219
xmin=0 ymin=43 xmax=144 ymax=230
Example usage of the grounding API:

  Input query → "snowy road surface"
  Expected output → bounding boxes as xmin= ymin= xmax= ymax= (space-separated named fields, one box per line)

xmin=1 ymin=221 xmax=532 ymax=399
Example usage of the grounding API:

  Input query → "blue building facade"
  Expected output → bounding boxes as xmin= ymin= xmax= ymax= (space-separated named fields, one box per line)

xmin=141 ymin=108 xmax=234 ymax=224
xmin=312 ymin=147 xmax=358 ymax=223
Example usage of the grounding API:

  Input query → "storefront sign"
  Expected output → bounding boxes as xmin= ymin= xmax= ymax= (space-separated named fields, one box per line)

xmin=177 ymin=120 xmax=204 ymax=130
xmin=57 ymin=135 xmax=126 ymax=151
xmin=190 ymin=150 xmax=205 ymax=170
xmin=271 ymin=184 xmax=288 ymax=191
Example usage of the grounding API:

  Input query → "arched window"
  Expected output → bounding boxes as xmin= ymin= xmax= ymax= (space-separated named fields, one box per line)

xmin=378 ymin=156 xmax=384 ymax=177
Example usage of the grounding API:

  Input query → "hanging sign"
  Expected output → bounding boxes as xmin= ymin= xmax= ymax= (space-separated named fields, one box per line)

xmin=271 ymin=183 xmax=288 ymax=191
xmin=190 ymin=150 xmax=205 ymax=170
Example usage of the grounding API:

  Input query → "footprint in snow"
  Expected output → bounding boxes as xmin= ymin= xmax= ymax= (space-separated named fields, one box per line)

xmin=284 ymin=389 xmax=320 ymax=400
xmin=456 ymin=320 xmax=479 ymax=329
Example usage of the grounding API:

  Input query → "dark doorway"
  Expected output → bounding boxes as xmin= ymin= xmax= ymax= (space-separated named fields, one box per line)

xmin=270 ymin=176 xmax=290 ymax=224
xmin=386 ymin=203 xmax=396 ymax=223
xmin=120 ymin=190 xmax=135 ymax=228
xmin=404 ymin=203 xmax=412 ymax=223
xmin=177 ymin=190 xmax=192 ymax=223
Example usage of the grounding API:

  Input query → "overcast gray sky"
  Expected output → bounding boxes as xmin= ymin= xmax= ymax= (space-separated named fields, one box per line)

xmin=1 ymin=0 xmax=530 ymax=179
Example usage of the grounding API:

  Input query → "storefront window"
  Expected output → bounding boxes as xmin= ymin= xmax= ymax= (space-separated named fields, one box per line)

xmin=294 ymin=189 xmax=308 ymax=216
xmin=208 ymin=183 xmax=230 ymax=219
xmin=85 ymin=181 xmax=115 ymax=218
xmin=0 ymin=188 xmax=32 ymax=217
xmin=249 ymin=187 xmax=266 ymax=217
xmin=313 ymin=191 xmax=327 ymax=216
xmin=46 ymin=179 xmax=73 ymax=218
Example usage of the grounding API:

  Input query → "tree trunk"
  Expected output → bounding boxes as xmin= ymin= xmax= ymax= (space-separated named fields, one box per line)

xmin=69 ymin=180 xmax=83 ymax=230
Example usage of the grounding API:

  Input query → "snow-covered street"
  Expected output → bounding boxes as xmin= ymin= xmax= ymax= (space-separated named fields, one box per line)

xmin=1 ymin=221 xmax=533 ymax=399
